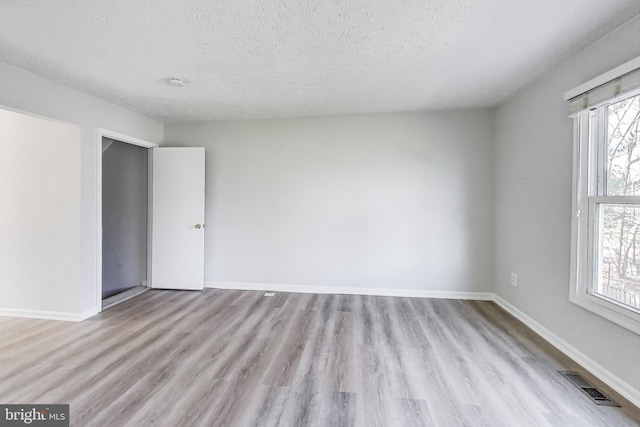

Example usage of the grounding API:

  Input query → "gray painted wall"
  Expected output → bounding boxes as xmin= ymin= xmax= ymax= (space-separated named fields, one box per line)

xmin=102 ymin=139 xmax=148 ymax=299
xmin=165 ymin=110 xmax=495 ymax=293
xmin=494 ymin=16 xmax=640 ymax=393
xmin=0 ymin=60 xmax=163 ymax=314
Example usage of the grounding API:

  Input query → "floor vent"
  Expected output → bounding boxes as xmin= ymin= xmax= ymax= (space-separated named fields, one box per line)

xmin=559 ymin=371 xmax=619 ymax=407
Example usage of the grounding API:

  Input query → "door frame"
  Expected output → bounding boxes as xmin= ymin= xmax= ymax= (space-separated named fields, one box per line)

xmin=95 ymin=128 xmax=158 ymax=313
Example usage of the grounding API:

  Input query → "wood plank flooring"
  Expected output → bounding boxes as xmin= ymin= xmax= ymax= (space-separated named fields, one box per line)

xmin=0 ymin=289 xmax=638 ymax=426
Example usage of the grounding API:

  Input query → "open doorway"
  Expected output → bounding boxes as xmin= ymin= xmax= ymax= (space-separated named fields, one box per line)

xmin=101 ymin=136 xmax=152 ymax=309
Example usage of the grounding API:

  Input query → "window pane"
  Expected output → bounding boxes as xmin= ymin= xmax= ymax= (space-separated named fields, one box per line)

xmin=596 ymin=204 xmax=640 ymax=310
xmin=606 ymin=94 xmax=640 ymax=196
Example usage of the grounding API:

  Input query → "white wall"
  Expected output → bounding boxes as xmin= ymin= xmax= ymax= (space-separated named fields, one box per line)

xmin=494 ymin=16 xmax=640 ymax=394
xmin=102 ymin=139 xmax=148 ymax=299
xmin=165 ymin=110 xmax=495 ymax=293
xmin=0 ymin=109 xmax=81 ymax=314
xmin=0 ymin=61 xmax=163 ymax=315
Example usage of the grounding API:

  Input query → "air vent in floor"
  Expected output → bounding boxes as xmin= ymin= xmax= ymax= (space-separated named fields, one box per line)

xmin=559 ymin=371 xmax=619 ymax=406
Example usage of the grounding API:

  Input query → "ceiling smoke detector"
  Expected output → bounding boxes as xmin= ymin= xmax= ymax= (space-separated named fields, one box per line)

xmin=168 ymin=78 xmax=186 ymax=88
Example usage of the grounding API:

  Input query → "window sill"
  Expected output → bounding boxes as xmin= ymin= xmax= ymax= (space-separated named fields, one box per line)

xmin=570 ymin=290 xmax=640 ymax=335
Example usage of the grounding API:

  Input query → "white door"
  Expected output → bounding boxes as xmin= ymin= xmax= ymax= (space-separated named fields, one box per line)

xmin=151 ymin=147 xmax=205 ymax=290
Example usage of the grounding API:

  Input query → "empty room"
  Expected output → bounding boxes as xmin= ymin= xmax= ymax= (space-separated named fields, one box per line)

xmin=1 ymin=1 xmax=640 ymax=426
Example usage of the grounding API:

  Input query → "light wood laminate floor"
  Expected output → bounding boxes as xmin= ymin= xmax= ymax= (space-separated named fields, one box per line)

xmin=0 ymin=289 xmax=638 ymax=426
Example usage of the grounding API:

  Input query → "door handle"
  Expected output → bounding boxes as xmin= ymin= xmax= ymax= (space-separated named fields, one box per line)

xmin=195 ymin=224 xmax=204 ymax=229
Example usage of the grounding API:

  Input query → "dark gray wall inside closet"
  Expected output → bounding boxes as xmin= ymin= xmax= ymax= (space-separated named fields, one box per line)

xmin=102 ymin=138 xmax=148 ymax=299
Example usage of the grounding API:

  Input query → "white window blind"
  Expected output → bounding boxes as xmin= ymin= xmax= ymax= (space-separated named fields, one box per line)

xmin=564 ymin=56 xmax=640 ymax=115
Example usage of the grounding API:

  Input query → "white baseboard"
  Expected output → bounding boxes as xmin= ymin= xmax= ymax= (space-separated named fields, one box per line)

xmin=77 ymin=307 xmax=100 ymax=321
xmin=0 ymin=306 xmax=99 ymax=322
xmin=493 ymin=295 xmax=640 ymax=409
xmin=205 ymin=281 xmax=494 ymax=301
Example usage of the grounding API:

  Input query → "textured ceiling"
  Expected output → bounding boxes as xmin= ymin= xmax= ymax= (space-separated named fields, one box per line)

xmin=0 ymin=1 xmax=639 ymax=122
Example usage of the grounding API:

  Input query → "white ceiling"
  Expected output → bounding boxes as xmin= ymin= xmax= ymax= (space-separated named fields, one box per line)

xmin=0 ymin=1 xmax=639 ymax=123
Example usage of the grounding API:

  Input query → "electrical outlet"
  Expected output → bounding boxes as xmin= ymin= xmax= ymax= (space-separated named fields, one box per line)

xmin=510 ymin=273 xmax=518 ymax=287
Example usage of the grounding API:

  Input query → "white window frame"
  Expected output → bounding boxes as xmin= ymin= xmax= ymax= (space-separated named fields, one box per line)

xmin=570 ymin=87 xmax=640 ymax=335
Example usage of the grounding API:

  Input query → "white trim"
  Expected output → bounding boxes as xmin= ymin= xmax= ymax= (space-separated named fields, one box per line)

xmin=493 ymin=295 xmax=640 ymax=409
xmin=564 ymin=56 xmax=640 ymax=100
xmin=95 ymin=128 xmax=158 ymax=315
xmin=146 ymin=149 xmax=154 ymax=289
xmin=569 ymin=292 xmax=640 ymax=335
xmin=97 ymin=127 xmax=159 ymax=149
xmin=95 ymin=129 xmax=103 ymax=314
xmin=0 ymin=307 xmax=99 ymax=322
xmin=78 ymin=307 xmax=101 ymax=321
xmin=205 ymin=281 xmax=494 ymax=300
xmin=589 ymin=195 xmax=640 ymax=205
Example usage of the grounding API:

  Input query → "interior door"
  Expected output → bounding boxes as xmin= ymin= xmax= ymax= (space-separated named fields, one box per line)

xmin=151 ymin=147 xmax=205 ymax=290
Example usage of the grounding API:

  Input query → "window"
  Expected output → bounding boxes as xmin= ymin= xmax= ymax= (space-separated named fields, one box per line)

xmin=569 ymin=61 xmax=640 ymax=333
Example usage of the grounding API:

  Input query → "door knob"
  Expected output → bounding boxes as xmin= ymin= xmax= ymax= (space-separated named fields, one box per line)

xmin=195 ymin=224 xmax=204 ymax=229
